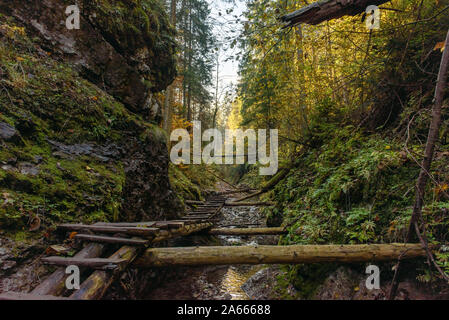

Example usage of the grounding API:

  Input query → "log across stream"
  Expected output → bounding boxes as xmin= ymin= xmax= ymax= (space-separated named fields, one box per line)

xmin=144 ymin=201 xmax=276 ymax=300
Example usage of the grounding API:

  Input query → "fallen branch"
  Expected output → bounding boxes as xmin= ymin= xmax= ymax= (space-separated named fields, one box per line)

xmin=205 ymin=168 xmax=238 ymax=189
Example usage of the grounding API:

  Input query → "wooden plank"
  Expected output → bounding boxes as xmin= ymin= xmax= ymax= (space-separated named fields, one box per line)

xmin=42 ymin=257 xmax=126 ymax=270
xmin=58 ymin=224 xmax=159 ymax=237
xmin=75 ymin=234 xmax=149 ymax=246
xmin=167 ymin=222 xmax=185 ymax=228
xmin=171 ymin=220 xmax=199 ymax=225
xmin=95 ymin=222 xmax=157 ymax=227
xmin=95 ymin=221 xmax=182 ymax=229
xmin=0 ymin=292 xmax=72 ymax=300
xmin=185 ymin=200 xmax=205 ymax=205
xmin=32 ymin=243 xmax=105 ymax=296
xmin=196 ymin=205 xmax=222 ymax=207
xmin=151 ymin=222 xmax=214 ymax=243
xmin=135 ymin=244 xmax=429 ymax=267
xmin=190 ymin=212 xmax=215 ymax=215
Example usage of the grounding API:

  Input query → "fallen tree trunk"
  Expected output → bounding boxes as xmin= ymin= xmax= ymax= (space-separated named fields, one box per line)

xmin=134 ymin=243 xmax=428 ymax=267
xmin=208 ymin=227 xmax=286 ymax=236
xmin=280 ymin=0 xmax=390 ymax=27
xmin=234 ymin=167 xmax=292 ymax=202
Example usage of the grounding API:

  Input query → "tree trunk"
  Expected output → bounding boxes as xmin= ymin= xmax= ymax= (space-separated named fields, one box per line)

xmin=280 ymin=0 xmax=391 ymax=27
xmin=163 ymin=0 xmax=177 ymax=133
xmin=186 ymin=4 xmax=193 ymax=122
xmin=135 ymin=243 xmax=428 ymax=267
xmin=213 ymin=51 xmax=220 ymax=127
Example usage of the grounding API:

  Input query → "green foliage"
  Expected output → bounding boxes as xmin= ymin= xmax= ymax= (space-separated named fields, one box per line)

xmin=169 ymin=164 xmax=216 ymax=203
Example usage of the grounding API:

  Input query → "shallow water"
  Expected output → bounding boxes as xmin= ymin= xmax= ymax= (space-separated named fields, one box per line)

xmin=145 ymin=203 xmax=279 ymax=300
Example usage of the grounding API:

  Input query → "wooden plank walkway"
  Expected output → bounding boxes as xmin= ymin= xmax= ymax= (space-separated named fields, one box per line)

xmin=0 ymin=194 xmax=228 ymax=300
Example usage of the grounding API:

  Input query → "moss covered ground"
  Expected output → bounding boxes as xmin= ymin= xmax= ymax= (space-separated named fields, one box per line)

xmin=0 ymin=13 xmax=167 ymax=239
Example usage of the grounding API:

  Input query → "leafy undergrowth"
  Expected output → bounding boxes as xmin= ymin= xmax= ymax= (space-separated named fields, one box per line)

xmin=0 ymin=15 xmax=163 ymax=239
xmin=169 ymin=164 xmax=216 ymax=204
xmin=240 ymin=104 xmax=449 ymax=298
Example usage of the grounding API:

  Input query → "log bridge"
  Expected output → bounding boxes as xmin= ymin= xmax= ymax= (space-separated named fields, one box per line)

xmin=0 ymin=192 xmax=430 ymax=300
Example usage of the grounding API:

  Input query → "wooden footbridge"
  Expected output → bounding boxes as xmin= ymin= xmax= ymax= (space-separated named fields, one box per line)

xmin=0 ymin=191 xmax=429 ymax=300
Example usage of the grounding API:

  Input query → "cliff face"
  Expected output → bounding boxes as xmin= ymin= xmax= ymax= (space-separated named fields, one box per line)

xmin=0 ymin=0 xmax=181 ymax=292
xmin=0 ymin=0 xmax=177 ymax=114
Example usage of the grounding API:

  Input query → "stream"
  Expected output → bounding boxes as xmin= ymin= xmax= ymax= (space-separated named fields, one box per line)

xmin=145 ymin=199 xmax=279 ymax=300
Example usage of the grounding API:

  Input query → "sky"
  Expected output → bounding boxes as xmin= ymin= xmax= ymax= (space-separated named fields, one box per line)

xmin=208 ymin=0 xmax=247 ymax=97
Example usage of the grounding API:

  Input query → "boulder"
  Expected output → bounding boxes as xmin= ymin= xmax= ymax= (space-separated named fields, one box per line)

xmin=0 ymin=122 xmax=17 ymax=141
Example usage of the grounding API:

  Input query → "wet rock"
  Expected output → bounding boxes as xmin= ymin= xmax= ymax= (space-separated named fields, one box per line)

xmin=314 ymin=267 xmax=362 ymax=300
xmin=122 ymin=132 xmax=182 ymax=222
xmin=18 ymin=162 xmax=40 ymax=176
xmin=241 ymin=267 xmax=297 ymax=300
xmin=0 ymin=165 xmax=17 ymax=173
xmin=33 ymin=155 xmax=43 ymax=164
xmin=47 ymin=139 xmax=121 ymax=162
xmin=0 ymin=122 xmax=17 ymax=141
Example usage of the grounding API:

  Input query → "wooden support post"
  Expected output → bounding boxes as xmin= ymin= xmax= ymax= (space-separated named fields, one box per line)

xmin=134 ymin=244 xmax=428 ymax=267
xmin=70 ymin=245 xmax=139 ymax=300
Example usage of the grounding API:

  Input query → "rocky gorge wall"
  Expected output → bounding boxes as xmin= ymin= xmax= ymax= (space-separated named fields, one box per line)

xmin=0 ymin=0 xmax=182 ymax=292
